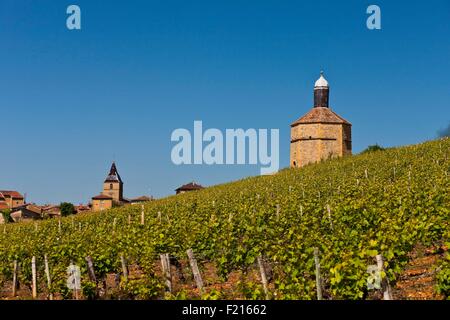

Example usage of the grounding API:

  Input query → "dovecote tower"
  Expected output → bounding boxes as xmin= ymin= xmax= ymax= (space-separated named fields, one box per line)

xmin=290 ymin=72 xmax=352 ymax=168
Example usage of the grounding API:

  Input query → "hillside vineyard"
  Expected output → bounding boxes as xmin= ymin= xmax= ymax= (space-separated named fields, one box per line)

xmin=0 ymin=139 xmax=449 ymax=299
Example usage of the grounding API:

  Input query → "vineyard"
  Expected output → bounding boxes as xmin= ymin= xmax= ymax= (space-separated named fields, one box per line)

xmin=0 ymin=138 xmax=449 ymax=300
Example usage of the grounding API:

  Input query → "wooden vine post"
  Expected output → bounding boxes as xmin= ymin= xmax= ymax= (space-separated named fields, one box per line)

xmin=120 ymin=255 xmax=128 ymax=283
xmin=326 ymin=204 xmax=334 ymax=230
xmin=44 ymin=254 xmax=53 ymax=300
xmin=86 ymin=256 xmax=97 ymax=283
xmin=376 ymin=254 xmax=393 ymax=300
xmin=257 ymin=255 xmax=269 ymax=299
xmin=313 ymin=247 xmax=323 ymax=300
xmin=186 ymin=249 xmax=203 ymax=294
xmin=12 ymin=260 xmax=19 ymax=296
xmin=160 ymin=253 xmax=172 ymax=293
xmin=141 ymin=205 xmax=145 ymax=225
xmin=31 ymin=256 xmax=37 ymax=299
xmin=85 ymin=256 xmax=98 ymax=298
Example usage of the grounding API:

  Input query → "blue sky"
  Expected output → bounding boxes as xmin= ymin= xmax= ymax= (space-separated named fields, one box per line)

xmin=0 ymin=0 xmax=449 ymax=204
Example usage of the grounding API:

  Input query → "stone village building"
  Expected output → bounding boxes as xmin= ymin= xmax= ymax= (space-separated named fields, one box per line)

xmin=9 ymin=204 xmax=42 ymax=223
xmin=290 ymin=72 xmax=352 ymax=168
xmin=1 ymin=191 xmax=26 ymax=223
xmin=0 ymin=190 xmax=25 ymax=210
xmin=91 ymin=162 xmax=124 ymax=211
xmin=175 ymin=182 xmax=204 ymax=194
xmin=91 ymin=162 xmax=153 ymax=211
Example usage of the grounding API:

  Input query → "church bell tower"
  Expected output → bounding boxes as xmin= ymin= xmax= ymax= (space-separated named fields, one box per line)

xmin=102 ymin=162 xmax=124 ymax=202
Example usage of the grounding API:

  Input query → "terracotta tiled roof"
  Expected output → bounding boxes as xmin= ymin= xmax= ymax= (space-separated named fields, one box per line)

xmin=92 ymin=194 xmax=113 ymax=200
xmin=75 ymin=205 xmax=90 ymax=210
xmin=25 ymin=205 xmax=43 ymax=214
xmin=10 ymin=208 xmax=41 ymax=221
xmin=42 ymin=205 xmax=60 ymax=214
xmin=0 ymin=190 xmax=24 ymax=199
xmin=291 ymin=107 xmax=351 ymax=126
xmin=175 ymin=182 xmax=204 ymax=192
xmin=10 ymin=204 xmax=41 ymax=214
xmin=41 ymin=205 xmax=59 ymax=210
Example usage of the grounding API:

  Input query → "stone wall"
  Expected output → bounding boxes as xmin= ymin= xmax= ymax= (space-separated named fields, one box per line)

xmin=3 ymin=197 xmax=24 ymax=209
xmin=102 ymin=182 xmax=122 ymax=202
xmin=92 ymin=199 xmax=113 ymax=211
xmin=342 ymin=124 xmax=352 ymax=155
xmin=290 ymin=122 xmax=351 ymax=167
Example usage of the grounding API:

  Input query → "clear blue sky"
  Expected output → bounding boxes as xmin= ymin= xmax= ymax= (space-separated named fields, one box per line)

xmin=0 ymin=0 xmax=449 ymax=204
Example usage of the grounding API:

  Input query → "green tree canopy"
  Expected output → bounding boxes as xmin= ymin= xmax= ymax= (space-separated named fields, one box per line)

xmin=1 ymin=209 xmax=13 ymax=223
xmin=60 ymin=202 xmax=76 ymax=217
xmin=361 ymin=144 xmax=385 ymax=154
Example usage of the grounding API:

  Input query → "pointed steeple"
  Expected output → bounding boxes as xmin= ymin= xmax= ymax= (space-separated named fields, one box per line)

xmin=105 ymin=162 xmax=123 ymax=183
xmin=109 ymin=162 xmax=118 ymax=175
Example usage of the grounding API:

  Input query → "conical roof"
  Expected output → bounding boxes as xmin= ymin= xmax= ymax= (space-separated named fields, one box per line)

xmin=291 ymin=107 xmax=351 ymax=126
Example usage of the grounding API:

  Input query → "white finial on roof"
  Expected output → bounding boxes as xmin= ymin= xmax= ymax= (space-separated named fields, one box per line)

xmin=314 ymin=71 xmax=329 ymax=88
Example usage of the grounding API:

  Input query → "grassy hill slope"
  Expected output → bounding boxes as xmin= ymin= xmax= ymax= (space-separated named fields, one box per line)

xmin=1 ymin=138 xmax=449 ymax=300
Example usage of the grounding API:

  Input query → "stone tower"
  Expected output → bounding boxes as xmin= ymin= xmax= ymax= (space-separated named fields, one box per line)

xmin=101 ymin=162 xmax=123 ymax=202
xmin=290 ymin=72 xmax=352 ymax=168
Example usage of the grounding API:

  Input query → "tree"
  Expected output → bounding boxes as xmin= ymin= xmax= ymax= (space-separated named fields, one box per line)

xmin=1 ymin=209 xmax=13 ymax=223
xmin=60 ymin=202 xmax=76 ymax=217
xmin=361 ymin=144 xmax=385 ymax=154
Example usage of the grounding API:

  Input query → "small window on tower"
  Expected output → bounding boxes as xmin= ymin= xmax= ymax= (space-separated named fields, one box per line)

xmin=110 ymin=184 xmax=113 ymax=190
xmin=293 ymin=161 xmax=297 ymax=167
